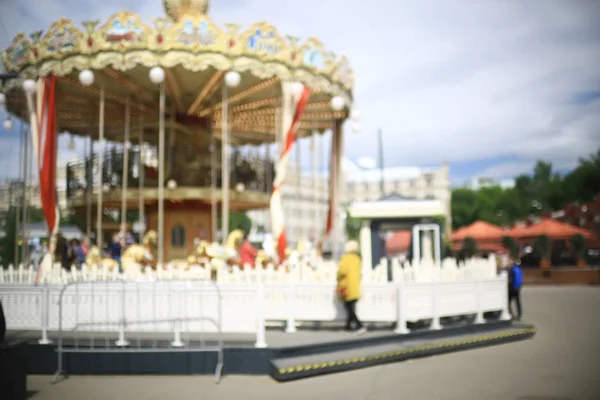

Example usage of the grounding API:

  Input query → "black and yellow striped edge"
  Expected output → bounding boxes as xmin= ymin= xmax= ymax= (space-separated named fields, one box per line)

xmin=271 ymin=326 xmax=536 ymax=381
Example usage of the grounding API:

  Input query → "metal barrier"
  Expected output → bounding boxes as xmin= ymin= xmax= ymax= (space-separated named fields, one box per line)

xmin=52 ymin=279 xmax=224 ymax=384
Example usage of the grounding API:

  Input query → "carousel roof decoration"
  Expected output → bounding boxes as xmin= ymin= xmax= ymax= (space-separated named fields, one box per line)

xmin=1 ymin=0 xmax=354 ymax=144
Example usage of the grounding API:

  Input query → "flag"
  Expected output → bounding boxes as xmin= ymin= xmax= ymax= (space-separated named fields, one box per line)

xmin=32 ymin=75 xmax=60 ymax=238
xmin=320 ymin=119 xmax=343 ymax=250
xmin=270 ymin=83 xmax=311 ymax=262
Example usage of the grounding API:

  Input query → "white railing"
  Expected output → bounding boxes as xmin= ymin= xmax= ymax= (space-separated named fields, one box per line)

xmin=0 ymin=273 xmax=511 ymax=348
xmin=0 ymin=256 xmax=498 ymax=285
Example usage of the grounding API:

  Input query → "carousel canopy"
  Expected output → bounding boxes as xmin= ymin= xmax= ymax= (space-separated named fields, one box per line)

xmin=450 ymin=220 xmax=506 ymax=242
xmin=0 ymin=0 xmax=353 ymax=145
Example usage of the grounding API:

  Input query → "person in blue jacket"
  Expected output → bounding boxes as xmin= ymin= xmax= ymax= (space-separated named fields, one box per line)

xmin=508 ymin=257 xmax=523 ymax=320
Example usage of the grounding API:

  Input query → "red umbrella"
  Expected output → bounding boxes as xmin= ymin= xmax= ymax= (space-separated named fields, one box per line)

xmin=451 ymin=221 xmax=506 ymax=241
xmin=511 ymin=218 xmax=595 ymax=240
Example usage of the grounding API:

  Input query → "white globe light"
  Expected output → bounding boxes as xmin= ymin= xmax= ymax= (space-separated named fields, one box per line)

xmin=78 ymin=69 xmax=95 ymax=86
xmin=351 ymin=108 xmax=360 ymax=121
xmin=352 ymin=122 xmax=360 ymax=133
xmin=291 ymin=82 xmax=304 ymax=98
xmin=102 ymin=183 xmax=110 ymax=192
xmin=23 ymin=79 xmax=36 ymax=94
xmin=330 ymin=96 xmax=345 ymax=111
xmin=224 ymin=71 xmax=241 ymax=88
xmin=149 ymin=66 xmax=165 ymax=84
xmin=3 ymin=118 xmax=12 ymax=131
xmin=0 ymin=93 xmax=6 ymax=106
xmin=235 ymin=182 xmax=245 ymax=192
xmin=167 ymin=179 xmax=178 ymax=190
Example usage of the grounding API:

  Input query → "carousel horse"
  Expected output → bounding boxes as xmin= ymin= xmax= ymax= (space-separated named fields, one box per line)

xmin=180 ymin=240 xmax=212 ymax=270
xmin=122 ymin=230 xmax=158 ymax=272
xmin=85 ymin=246 xmax=119 ymax=270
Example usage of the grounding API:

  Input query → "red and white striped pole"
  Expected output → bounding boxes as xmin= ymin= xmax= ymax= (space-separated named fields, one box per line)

xmin=270 ymin=82 xmax=311 ymax=263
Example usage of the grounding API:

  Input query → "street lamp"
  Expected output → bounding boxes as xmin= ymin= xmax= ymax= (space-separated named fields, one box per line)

xmin=3 ymin=117 xmax=12 ymax=131
xmin=78 ymin=69 xmax=95 ymax=86
xmin=330 ymin=96 xmax=345 ymax=111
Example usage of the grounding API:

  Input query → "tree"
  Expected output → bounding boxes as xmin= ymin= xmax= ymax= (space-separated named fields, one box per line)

xmin=451 ymin=147 xmax=600 ymax=231
xmin=570 ymin=233 xmax=586 ymax=266
xmin=345 ymin=212 xmax=361 ymax=241
xmin=461 ymin=236 xmax=478 ymax=258
xmin=451 ymin=188 xmax=479 ymax=230
xmin=501 ymin=236 xmax=519 ymax=259
xmin=533 ymin=235 xmax=551 ymax=268
xmin=228 ymin=212 xmax=252 ymax=235
xmin=562 ymin=150 xmax=600 ymax=203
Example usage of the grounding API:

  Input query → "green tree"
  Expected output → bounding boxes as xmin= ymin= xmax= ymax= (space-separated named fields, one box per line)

xmin=501 ymin=236 xmax=519 ymax=259
xmin=451 ymin=188 xmax=479 ymax=230
xmin=345 ymin=212 xmax=361 ymax=241
xmin=570 ymin=233 xmax=586 ymax=261
xmin=461 ymin=236 xmax=478 ymax=258
xmin=533 ymin=235 xmax=551 ymax=261
xmin=221 ymin=212 xmax=252 ymax=235
xmin=562 ymin=150 xmax=600 ymax=203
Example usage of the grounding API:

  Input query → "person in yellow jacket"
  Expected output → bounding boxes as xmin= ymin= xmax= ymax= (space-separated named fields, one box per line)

xmin=336 ymin=240 xmax=366 ymax=335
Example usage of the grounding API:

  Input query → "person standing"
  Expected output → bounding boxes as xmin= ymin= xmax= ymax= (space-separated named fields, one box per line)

xmin=110 ymin=233 xmax=124 ymax=273
xmin=508 ymin=258 xmax=523 ymax=320
xmin=337 ymin=240 xmax=366 ymax=335
xmin=238 ymin=232 xmax=258 ymax=268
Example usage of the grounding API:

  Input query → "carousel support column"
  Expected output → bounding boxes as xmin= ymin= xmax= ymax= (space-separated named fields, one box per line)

xmin=21 ymin=124 xmax=30 ymax=264
xmin=265 ymin=143 xmax=271 ymax=192
xmin=221 ymin=83 xmax=230 ymax=246
xmin=138 ymin=114 xmax=145 ymax=237
xmin=149 ymin=67 xmax=167 ymax=268
xmin=210 ymin=129 xmax=217 ymax=242
xmin=120 ymin=96 xmax=131 ymax=246
xmin=86 ymin=131 xmax=93 ymax=239
xmin=296 ymin=137 xmax=302 ymax=248
xmin=14 ymin=121 xmax=24 ymax=267
xmin=220 ymin=71 xmax=241 ymax=246
xmin=95 ymin=86 xmax=105 ymax=250
xmin=158 ymin=82 xmax=166 ymax=267
xmin=311 ymin=132 xmax=318 ymax=243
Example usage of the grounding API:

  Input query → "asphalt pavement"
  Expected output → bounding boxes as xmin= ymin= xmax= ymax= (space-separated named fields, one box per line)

xmin=26 ymin=285 xmax=600 ymax=400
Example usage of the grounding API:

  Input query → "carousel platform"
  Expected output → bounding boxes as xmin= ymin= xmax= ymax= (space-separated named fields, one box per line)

xmin=6 ymin=319 xmax=535 ymax=381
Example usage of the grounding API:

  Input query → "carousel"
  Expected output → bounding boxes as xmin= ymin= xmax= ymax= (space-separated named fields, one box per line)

xmin=0 ymin=0 xmax=357 ymax=269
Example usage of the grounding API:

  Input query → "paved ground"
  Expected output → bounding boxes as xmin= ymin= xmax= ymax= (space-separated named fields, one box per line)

xmin=27 ymin=286 xmax=600 ymax=400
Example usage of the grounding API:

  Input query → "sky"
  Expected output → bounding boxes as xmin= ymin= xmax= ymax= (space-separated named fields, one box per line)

xmin=0 ymin=0 xmax=599 ymax=186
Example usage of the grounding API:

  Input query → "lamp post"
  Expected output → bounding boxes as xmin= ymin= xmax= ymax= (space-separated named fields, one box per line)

xmin=221 ymin=71 xmax=241 ymax=246
xmin=149 ymin=66 xmax=166 ymax=267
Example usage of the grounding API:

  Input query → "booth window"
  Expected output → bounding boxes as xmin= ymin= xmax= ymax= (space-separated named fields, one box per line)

xmin=171 ymin=225 xmax=186 ymax=247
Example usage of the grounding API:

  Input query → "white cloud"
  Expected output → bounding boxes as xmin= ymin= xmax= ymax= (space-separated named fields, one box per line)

xmin=1 ymin=0 xmax=599 ymax=180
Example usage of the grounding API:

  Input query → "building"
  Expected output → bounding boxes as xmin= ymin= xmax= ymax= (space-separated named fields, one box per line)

xmin=0 ymin=159 xmax=71 ymax=217
xmin=466 ymin=176 xmax=515 ymax=191
xmin=247 ymin=158 xmax=452 ymax=257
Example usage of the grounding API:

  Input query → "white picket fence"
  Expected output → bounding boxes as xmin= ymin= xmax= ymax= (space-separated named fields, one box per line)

xmin=0 ymin=256 xmax=498 ymax=285
xmin=0 ymin=271 xmax=510 ymax=348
